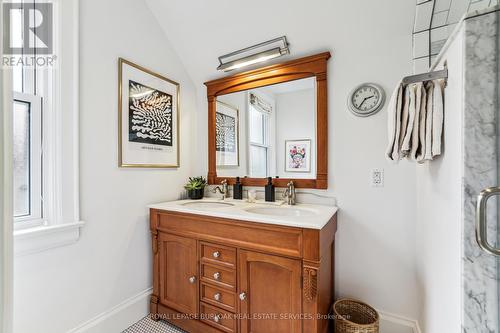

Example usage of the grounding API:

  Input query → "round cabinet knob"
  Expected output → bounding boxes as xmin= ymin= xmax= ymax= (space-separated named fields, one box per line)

xmin=213 ymin=314 xmax=221 ymax=323
xmin=212 ymin=251 xmax=220 ymax=258
xmin=188 ymin=276 xmax=196 ymax=284
xmin=214 ymin=293 xmax=221 ymax=301
xmin=239 ymin=292 xmax=246 ymax=300
xmin=213 ymin=272 xmax=221 ymax=280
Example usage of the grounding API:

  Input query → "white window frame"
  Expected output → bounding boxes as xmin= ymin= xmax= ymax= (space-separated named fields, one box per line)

xmin=13 ymin=0 xmax=84 ymax=257
xmin=247 ymin=102 xmax=270 ymax=177
xmin=12 ymin=92 xmax=43 ymax=229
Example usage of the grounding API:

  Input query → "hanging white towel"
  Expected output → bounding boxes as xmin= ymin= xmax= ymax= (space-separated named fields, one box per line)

xmin=431 ymin=79 xmax=444 ymax=157
xmin=385 ymin=81 xmax=403 ymax=161
xmin=397 ymin=86 xmax=410 ymax=159
xmin=423 ymin=81 xmax=434 ymax=161
xmin=386 ymin=76 xmax=445 ymax=164
xmin=416 ymin=84 xmax=428 ymax=162
xmin=401 ymin=84 xmax=417 ymax=156
xmin=409 ymin=83 xmax=424 ymax=161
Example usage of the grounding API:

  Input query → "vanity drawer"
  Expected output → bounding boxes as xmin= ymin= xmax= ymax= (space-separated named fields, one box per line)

xmin=200 ymin=302 xmax=237 ymax=333
xmin=201 ymin=242 xmax=236 ymax=268
xmin=201 ymin=282 xmax=236 ymax=312
xmin=201 ymin=263 xmax=236 ymax=291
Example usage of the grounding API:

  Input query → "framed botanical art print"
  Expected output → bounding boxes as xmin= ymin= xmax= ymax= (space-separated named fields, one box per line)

xmin=216 ymin=101 xmax=239 ymax=167
xmin=285 ymin=139 xmax=311 ymax=173
xmin=118 ymin=58 xmax=179 ymax=168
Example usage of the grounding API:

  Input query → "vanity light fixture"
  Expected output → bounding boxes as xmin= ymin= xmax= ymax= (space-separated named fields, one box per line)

xmin=217 ymin=36 xmax=290 ymax=72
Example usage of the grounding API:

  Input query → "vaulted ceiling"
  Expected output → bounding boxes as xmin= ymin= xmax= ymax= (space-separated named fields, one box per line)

xmin=144 ymin=0 xmax=416 ymax=85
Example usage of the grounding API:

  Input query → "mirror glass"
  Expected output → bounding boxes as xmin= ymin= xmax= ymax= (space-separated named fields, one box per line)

xmin=215 ymin=77 xmax=316 ymax=179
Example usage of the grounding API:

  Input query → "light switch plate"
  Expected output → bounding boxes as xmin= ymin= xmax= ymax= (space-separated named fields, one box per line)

xmin=370 ymin=168 xmax=384 ymax=187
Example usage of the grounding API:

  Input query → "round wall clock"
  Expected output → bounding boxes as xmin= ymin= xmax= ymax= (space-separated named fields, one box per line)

xmin=347 ymin=83 xmax=385 ymax=117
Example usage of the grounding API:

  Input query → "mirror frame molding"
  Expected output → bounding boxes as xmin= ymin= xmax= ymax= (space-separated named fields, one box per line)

xmin=204 ymin=52 xmax=331 ymax=189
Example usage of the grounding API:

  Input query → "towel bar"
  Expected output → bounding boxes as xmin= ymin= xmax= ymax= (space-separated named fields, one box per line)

xmin=402 ymin=68 xmax=448 ymax=85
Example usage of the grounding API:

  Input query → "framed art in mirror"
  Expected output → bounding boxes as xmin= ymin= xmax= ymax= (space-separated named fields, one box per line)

xmin=204 ymin=52 xmax=331 ymax=189
xmin=216 ymin=100 xmax=239 ymax=167
xmin=285 ymin=139 xmax=311 ymax=173
xmin=118 ymin=58 xmax=180 ymax=168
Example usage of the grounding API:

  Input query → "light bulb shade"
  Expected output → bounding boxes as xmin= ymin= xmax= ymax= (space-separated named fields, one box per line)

xmin=217 ymin=36 xmax=289 ymax=72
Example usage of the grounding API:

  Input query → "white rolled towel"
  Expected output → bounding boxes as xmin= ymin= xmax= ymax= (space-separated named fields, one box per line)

xmin=423 ymin=81 xmax=434 ymax=161
xmin=416 ymin=83 xmax=428 ymax=162
xmin=410 ymin=82 xmax=425 ymax=161
xmin=431 ymin=79 xmax=444 ymax=157
xmin=385 ymin=81 xmax=403 ymax=161
xmin=398 ymin=85 xmax=410 ymax=158
xmin=401 ymin=84 xmax=417 ymax=157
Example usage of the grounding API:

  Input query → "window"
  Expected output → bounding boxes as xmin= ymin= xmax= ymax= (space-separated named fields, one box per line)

xmin=13 ymin=93 xmax=42 ymax=227
xmin=7 ymin=0 xmax=83 ymax=256
xmin=248 ymin=93 xmax=271 ymax=177
xmin=11 ymin=1 xmax=45 ymax=229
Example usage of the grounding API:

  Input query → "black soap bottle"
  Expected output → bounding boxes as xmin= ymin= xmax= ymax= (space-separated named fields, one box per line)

xmin=265 ymin=177 xmax=275 ymax=202
xmin=233 ymin=177 xmax=243 ymax=200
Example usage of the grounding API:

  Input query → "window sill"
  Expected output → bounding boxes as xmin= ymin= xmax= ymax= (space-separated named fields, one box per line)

xmin=14 ymin=221 xmax=85 ymax=257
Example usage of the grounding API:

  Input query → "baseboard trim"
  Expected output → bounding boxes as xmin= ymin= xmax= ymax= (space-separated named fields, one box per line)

xmin=68 ymin=287 xmax=152 ymax=333
xmin=378 ymin=310 xmax=422 ymax=333
xmin=67 ymin=289 xmax=421 ymax=333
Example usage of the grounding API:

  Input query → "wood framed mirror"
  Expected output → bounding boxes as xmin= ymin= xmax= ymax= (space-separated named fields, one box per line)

xmin=205 ymin=52 xmax=331 ymax=189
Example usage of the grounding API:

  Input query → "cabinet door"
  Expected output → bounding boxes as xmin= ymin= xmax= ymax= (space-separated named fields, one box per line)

xmin=239 ymin=250 xmax=302 ymax=333
xmin=158 ymin=233 xmax=198 ymax=315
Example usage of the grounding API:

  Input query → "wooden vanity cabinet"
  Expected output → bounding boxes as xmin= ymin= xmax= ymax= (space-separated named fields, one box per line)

xmin=238 ymin=250 xmax=302 ymax=333
xmin=150 ymin=209 xmax=337 ymax=333
xmin=157 ymin=233 xmax=198 ymax=315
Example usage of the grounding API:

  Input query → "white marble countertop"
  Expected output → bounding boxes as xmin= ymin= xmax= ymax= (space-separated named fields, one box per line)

xmin=148 ymin=198 xmax=338 ymax=230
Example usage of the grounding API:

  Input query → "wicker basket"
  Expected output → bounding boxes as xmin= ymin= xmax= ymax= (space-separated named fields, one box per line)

xmin=333 ymin=298 xmax=379 ymax=333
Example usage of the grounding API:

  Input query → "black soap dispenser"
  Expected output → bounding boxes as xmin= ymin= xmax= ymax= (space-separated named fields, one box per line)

xmin=233 ymin=177 xmax=243 ymax=200
xmin=265 ymin=177 xmax=275 ymax=202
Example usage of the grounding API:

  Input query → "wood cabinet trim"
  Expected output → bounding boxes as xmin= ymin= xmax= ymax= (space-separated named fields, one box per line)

xmin=204 ymin=52 xmax=331 ymax=189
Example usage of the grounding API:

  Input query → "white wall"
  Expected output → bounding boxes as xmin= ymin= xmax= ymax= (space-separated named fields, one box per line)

xmin=145 ymin=0 xmax=420 ymax=322
xmin=12 ymin=0 xmax=197 ymax=332
xmin=415 ymin=26 xmax=463 ymax=333
xmin=275 ymin=88 xmax=316 ymax=179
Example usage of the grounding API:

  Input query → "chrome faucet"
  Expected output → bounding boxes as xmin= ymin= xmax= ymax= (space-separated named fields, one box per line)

xmin=282 ymin=181 xmax=296 ymax=205
xmin=211 ymin=179 xmax=229 ymax=200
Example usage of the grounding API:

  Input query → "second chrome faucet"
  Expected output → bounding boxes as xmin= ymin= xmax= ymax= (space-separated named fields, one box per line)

xmin=282 ymin=181 xmax=296 ymax=205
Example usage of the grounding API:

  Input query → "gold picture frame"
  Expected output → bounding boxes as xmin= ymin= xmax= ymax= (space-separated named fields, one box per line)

xmin=118 ymin=58 xmax=180 ymax=168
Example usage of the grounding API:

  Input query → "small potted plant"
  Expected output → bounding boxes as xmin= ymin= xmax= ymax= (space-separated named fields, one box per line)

xmin=184 ymin=176 xmax=207 ymax=200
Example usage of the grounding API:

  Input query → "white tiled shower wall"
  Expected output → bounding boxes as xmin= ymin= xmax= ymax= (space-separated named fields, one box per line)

xmin=413 ymin=0 xmax=499 ymax=73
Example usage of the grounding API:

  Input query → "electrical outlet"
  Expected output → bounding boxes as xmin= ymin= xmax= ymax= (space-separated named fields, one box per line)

xmin=370 ymin=168 xmax=384 ymax=187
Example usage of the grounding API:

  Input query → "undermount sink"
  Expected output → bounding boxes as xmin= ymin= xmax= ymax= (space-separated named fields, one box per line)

xmin=181 ymin=201 xmax=234 ymax=209
xmin=244 ymin=206 xmax=317 ymax=217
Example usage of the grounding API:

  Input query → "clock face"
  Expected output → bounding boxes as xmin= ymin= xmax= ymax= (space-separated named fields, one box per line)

xmin=348 ymin=84 xmax=385 ymax=117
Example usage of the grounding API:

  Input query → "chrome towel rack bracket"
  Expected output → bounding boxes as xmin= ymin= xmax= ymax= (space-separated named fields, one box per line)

xmin=402 ymin=66 xmax=448 ymax=86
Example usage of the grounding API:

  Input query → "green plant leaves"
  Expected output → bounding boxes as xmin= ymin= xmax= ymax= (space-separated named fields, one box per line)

xmin=184 ymin=176 xmax=207 ymax=190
